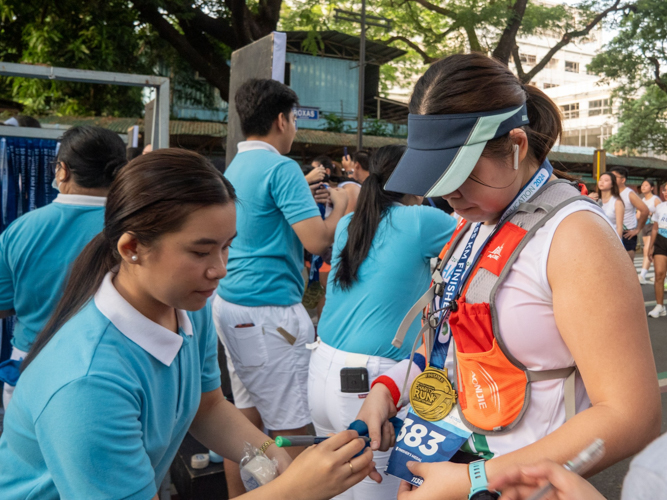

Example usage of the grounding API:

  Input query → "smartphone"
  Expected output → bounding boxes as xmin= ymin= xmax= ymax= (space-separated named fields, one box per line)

xmin=340 ymin=367 xmax=369 ymax=393
xmin=343 ymin=146 xmax=348 ymax=160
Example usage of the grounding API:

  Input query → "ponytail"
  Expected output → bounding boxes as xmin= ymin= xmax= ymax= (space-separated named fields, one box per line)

xmin=334 ymin=146 xmax=405 ymax=289
xmin=21 ymin=149 xmax=236 ymax=372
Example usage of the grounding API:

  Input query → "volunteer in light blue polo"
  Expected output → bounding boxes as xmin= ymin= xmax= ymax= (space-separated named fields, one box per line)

xmin=212 ymin=79 xmax=349 ymax=497
xmin=0 ymin=126 xmax=127 ymax=407
xmin=0 ymin=150 xmax=371 ymax=500
xmin=308 ymin=146 xmax=457 ymax=500
xmin=0 ymin=274 xmax=221 ymax=499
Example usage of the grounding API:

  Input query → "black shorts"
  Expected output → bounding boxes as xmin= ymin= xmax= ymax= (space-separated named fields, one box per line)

xmin=654 ymin=234 xmax=667 ymax=257
xmin=622 ymin=234 xmax=638 ymax=251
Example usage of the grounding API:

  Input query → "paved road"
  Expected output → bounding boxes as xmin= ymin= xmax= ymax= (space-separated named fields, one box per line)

xmin=588 ymin=257 xmax=667 ymax=499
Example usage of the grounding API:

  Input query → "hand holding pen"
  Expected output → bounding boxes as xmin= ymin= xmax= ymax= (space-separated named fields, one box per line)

xmin=488 ymin=440 xmax=606 ymax=500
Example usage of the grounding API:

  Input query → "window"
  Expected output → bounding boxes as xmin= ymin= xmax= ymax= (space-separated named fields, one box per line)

xmin=565 ymin=61 xmax=579 ymax=73
xmin=544 ymin=83 xmax=559 ymax=89
xmin=560 ymin=103 xmax=579 ymax=119
xmin=546 ymin=58 xmax=559 ymax=69
xmin=588 ymin=98 xmax=612 ymax=116
xmin=519 ymin=53 xmax=537 ymax=65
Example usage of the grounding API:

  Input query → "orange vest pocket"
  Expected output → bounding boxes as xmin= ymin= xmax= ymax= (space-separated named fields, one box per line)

xmin=455 ymin=339 xmax=527 ymax=431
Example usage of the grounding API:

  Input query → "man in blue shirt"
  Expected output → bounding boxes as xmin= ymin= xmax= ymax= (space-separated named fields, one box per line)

xmin=214 ymin=78 xmax=348 ymax=496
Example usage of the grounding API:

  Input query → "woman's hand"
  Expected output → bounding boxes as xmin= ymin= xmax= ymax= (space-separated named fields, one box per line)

xmin=488 ymin=460 xmax=605 ymax=500
xmin=397 ymin=461 xmax=470 ymax=500
xmin=273 ymin=430 xmax=377 ymax=500
xmin=306 ymin=165 xmax=326 ymax=184
xmin=355 ymin=384 xmax=398 ymax=451
xmin=264 ymin=443 xmax=292 ymax=474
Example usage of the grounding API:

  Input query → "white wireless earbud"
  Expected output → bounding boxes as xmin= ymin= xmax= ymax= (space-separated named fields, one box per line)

xmin=513 ymin=144 xmax=520 ymax=170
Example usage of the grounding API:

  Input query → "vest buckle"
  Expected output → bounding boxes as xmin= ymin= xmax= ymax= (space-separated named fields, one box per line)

xmin=434 ymin=282 xmax=444 ymax=297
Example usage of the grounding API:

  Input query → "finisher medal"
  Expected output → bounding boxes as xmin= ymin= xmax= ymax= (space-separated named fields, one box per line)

xmin=409 ymin=367 xmax=457 ymax=422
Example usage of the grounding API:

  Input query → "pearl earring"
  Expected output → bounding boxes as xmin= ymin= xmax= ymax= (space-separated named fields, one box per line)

xmin=131 ymin=255 xmax=138 ymax=262
xmin=513 ymin=144 xmax=519 ymax=170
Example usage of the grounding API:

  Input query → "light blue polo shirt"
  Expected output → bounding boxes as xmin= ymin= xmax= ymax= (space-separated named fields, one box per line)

xmin=0 ymin=273 xmax=221 ymax=500
xmin=318 ymin=205 xmax=456 ymax=360
xmin=0 ymin=194 xmax=106 ymax=352
xmin=218 ymin=141 xmax=321 ymax=307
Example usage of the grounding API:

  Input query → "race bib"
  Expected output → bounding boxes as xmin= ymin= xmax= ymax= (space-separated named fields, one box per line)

xmin=385 ymin=405 xmax=472 ymax=486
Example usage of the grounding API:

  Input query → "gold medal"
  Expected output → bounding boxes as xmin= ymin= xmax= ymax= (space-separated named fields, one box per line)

xmin=409 ymin=367 xmax=457 ymax=422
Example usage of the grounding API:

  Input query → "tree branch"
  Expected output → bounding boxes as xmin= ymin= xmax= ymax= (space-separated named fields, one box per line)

xmin=411 ymin=0 xmax=458 ymax=20
xmin=133 ymin=0 xmax=232 ymax=100
xmin=648 ymin=56 xmax=667 ymax=94
xmin=512 ymin=45 xmax=526 ymax=80
xmin=384 ymin=36 xmax=437 ymax=64
xmin=492 ymin=0 xmax=528 ymax=65
xmin=522 ymin=0 xmax=629 ymax=83
xmin=251 ymin=0 xmax=282 ymax=35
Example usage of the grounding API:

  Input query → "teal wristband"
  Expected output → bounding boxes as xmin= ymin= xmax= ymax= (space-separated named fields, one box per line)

xmin=468 ymin=460 xmax=491 ymax=499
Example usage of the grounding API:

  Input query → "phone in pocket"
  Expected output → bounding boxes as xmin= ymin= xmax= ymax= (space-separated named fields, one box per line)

xmin=340 ymin=367 xmax=369 ymax=393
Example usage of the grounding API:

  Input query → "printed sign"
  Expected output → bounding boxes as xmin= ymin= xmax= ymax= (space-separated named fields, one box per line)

xmin=294 ymin=107 xmax=320 ymax=120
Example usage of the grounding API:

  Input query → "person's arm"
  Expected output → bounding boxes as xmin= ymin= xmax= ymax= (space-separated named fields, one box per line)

xmin=627 ymin=191 xmax=649 ymax=236
xmin=648 ymin=221 xmax=658 ymax=262
xmin=614 ymin=199 xmax=624 ymax=238
xmin=292 ymin=187 xmax=348 ymax=255
xmin=305 ymin=165 xmax=326 ymax=185
xmin=397 ymin=211 xmax=661 ymax=500
xmin=189 ymin=389 xmax=292 ymax=472
xmin=485 ymin=459 xmax=605 ymax=500
xmin=342 ymin=183 xmax=360 ymax=215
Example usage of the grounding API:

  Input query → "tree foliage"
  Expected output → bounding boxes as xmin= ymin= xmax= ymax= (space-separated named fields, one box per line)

xmin=588 ymin=0 xmax=667 ymax=154
xmin=0 ymin=0 xmax=147 ymax=116
xmin=281 ymin=0 xmax=629 ymax=93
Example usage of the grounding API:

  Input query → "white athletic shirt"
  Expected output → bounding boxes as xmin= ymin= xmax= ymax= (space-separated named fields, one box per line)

xmin=642 ymin=195 xmax=659 ymax=224
xmin=601 ymin=196 xmax=621 ymax=226
xmin=619 ymin=187 xmax=637 ymax=230
xmin=442 ymin=200 xmax=614 ymax=458
xmin=654 ymin=202 xmax=667 ymax=239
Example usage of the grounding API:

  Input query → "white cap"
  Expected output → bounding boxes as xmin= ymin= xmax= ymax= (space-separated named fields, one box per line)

xmin=191 ymin=453 xmax=210 ymax=469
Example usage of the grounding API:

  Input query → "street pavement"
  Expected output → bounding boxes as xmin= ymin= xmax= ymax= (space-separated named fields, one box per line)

xmin=588 ymin=256 xmax=667 ymax=499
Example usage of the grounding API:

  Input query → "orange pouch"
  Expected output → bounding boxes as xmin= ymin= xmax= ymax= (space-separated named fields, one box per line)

xmin=449 ymin=300 xmax=527 ymax=431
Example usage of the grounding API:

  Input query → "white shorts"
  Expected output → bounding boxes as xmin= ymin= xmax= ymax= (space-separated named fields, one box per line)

xmin=2 ymin=346 xmax=27 ymax=410
xmin=213 ymin=295 xmax=314 ymax=431
xmin=308 ymin=340 xmax=405 ymax=500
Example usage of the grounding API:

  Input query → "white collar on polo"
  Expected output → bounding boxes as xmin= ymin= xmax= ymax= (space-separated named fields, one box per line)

xmin=54 ymin=194 xmax=106 ymax=207
xmin=94 ymin=273 xmax=193 ymax=366
xmin=237 ymin=140 xmax=280 ymax=155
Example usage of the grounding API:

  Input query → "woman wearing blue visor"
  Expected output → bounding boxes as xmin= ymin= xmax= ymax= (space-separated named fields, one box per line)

xmin=0 ymin=150 xmax=377 ymax=500
xmin=354 ymin=53 xmax=660 ymax=499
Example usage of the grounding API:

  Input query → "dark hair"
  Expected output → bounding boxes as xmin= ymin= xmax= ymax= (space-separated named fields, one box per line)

xmin=16 ymin=115 xmax=41 ymax=128
xmin=410 ymin=53 xmax=562 ymax=172
xmin=58 ymin=126 xmax=127 ymax=188
xmin=596 ymin=172 xmax=621 ymax=200
xmin=301 ymin=163 xmax=314 ymax=176
xmin=333 ymin=145 xmax=406 ymax=289
xmin=22 ymin=149 xmax=236 ymax=371
xmin=352 ymin=150 xmax=371 ymax=172
xmin=609 ymin=167 xmax=628 ymax=180
xmin=235 ymin=79 xmax=299 ymax=137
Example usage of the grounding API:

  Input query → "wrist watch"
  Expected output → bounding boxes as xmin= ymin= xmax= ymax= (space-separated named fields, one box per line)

xmin=468 ymin=460 xmax=500 ymax=500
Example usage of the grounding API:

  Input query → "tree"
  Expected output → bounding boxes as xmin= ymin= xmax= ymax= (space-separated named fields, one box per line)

xmin=587 ymin=0 xmax=667 ymax=155
xmin=130 ymin=0 xmax=282 ymax=101
xmin=0 ymin=0 xmax=147 ymax=116
xmin=281 ymin=0 xmax=632 ymax=91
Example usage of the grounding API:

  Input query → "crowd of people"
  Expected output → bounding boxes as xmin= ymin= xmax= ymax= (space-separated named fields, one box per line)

xmin=0 ymin=52 xmax=664 ymax=500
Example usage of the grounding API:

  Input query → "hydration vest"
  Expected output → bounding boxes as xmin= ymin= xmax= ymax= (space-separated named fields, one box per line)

xmin=392 ymin=180 xmax=598 ymax=435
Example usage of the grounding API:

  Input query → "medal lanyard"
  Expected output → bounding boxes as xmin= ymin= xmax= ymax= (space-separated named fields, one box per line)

xmin=428 ymin=159 xmax=554 ymax=369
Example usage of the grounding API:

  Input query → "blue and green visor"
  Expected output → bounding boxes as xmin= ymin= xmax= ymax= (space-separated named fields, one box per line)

xmin=385 ymin=104 xmax=530 ymax=196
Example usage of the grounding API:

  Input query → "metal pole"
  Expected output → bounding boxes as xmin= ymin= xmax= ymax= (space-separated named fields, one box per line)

xmin=156 ymin=80 xmax=170 ymax=149
xmin=357 ymin=0 xmax=366 ymax=151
